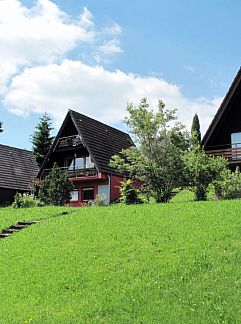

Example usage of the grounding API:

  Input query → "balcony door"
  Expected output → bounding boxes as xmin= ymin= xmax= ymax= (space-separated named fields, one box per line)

xmin=231 ymin=132 xmax=241 ymax=159
xmin=66 ymin=155 xmax=94 ymax=171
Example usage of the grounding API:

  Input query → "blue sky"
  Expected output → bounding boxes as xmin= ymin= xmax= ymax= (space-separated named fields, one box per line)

xmin=1 ymin=0 xmax=241 ymax=150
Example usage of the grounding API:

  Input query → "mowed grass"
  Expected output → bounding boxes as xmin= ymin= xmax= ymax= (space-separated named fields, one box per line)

xmin=0 ymin=206 xmax=76 ymax=231
xmin=0 ymin=199 xmax=240 ymax=323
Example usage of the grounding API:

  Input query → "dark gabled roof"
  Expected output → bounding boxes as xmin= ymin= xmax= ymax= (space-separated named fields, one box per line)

xmin=70 ymin=110 xmax=134 ymax=174
xmin=202 ymin=67 xmax=241 ymax=147
xmin=39 ymin=110 xmax=134 ymax=176
xmin=0 ymin=144 xmax=39 ymax=191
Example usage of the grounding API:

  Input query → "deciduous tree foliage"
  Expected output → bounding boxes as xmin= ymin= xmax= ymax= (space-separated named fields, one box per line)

xmin=110 ymin=98 xmax=189 ymax=202
xmin=31 ymin=113 xmax=54 ymax=167
xmin=213 ymin=167 xmax=241 ymax=200
xmin=183 ymin=146 xmax=227 ymax=201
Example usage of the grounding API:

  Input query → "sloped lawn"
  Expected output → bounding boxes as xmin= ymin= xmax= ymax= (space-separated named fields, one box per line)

xmin=0 ymin=206 xmax=75 ymax=231
xmin=0 ymin=200 xmax=240 ymax=323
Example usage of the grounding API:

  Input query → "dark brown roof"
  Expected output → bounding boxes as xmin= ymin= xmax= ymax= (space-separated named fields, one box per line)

xmin=70 ymin=110 xmax=134 ymax=174
xmin=202 ymin=67 xmax=241 ymax=147
xmin=0 ymin=144 xmax=39 ymax=191
xmin=39 ymin=110 xmax=134 ymax=176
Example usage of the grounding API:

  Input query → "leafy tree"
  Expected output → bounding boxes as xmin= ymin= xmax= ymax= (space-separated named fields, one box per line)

xmin=38 ymin=163 xmax=74 ymax=206
xmin=31 ymin=113 xmax=54 ymax=167
xmin=183 ymin=147 xmax=227 ymax=201
xmin=110 ymin=98 xmax=189 ymax=202
xmin=191 ymin=113 xmax=201 ymax=146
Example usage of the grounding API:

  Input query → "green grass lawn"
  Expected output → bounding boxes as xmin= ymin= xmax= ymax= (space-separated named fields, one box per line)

xmin=0 ymin=206 xmax=76 ymax=232
xmin=0 ymin=199 xmax=240 ymax=323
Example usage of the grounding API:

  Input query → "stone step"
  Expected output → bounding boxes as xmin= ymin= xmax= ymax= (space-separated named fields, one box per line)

xmin=17 ymin=221 xmax=37 ymax=226
xmin=0 ymin=233 xmax=12 ymax=238
xmin=9 ymin=224 xmax=27 ymax=230
xmin=2 ymin=228 xmax=19 ymax=234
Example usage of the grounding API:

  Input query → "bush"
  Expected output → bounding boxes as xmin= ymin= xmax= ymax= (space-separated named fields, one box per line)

xmin=93 ymin=195 xmax=107 ymax=207
xmin=213 ymin=167 xmax=241 ymax=200
xmin=183 ymin=147 xmax=227 ymax=201
xmin=12 ymin=193 xmax=44 ymax=208
xmin=119 ymin=179 xmax=143 ymax=205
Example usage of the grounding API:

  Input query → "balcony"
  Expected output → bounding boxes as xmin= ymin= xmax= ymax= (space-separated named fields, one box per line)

xmin=56 ymin=135 xmax=82 ymax=150
xmin=42 ymin=166 xmax=98 ymax=179
xmin=205 ymin=143 xmax=241 ymax=163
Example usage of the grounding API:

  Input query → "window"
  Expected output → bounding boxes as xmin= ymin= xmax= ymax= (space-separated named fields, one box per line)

xmin=65 ymin=155 xmax=95 ymax=171
xmin=68 ymin=159 xmax=75 ymax=171
xmin=231 ymin=132 xmax=241 ymax=159
xmin=75 ymin=157 xmax=85 ymax=169
xmin=70 ymin=190 xmax=79 ymax=202
xmin=231 ymin=132 xmax=241 ymax=146
xmin=82 ymin=188 xmax=94 ymax=202
xmin=86 ymin=156 xmax=95 ymax=168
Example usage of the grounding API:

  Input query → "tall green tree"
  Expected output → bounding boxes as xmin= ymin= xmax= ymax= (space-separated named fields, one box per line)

xmin=38 ymin=162 xmax=74 ymax=206
xmin=31 ymin=113 xmax=54 ymax=167
xmin=110 ymin=98 xmax=189 ymax=203
xmin=191 ymin=113 xmax=201 ymax=145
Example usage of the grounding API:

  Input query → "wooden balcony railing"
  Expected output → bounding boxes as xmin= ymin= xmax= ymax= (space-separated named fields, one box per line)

xmin=206 ymin=143 xmax=241 ymax=161
xmin=42 ymin=167 xmax=98 ymax=179
xmin=56 ymin=135 xmax=82 ymax=149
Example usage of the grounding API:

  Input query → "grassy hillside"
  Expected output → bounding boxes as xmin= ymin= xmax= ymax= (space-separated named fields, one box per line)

xmin=0 ymin=206 xmax=75 ymax=231
xmin=0 ymin=200 xmax=240 ymax=323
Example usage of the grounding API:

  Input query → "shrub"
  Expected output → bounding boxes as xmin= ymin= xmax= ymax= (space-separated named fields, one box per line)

xmin=213 ymin=167 xmax=241 ymax=200
xmin=119 ymin=179 xmax=143 ymax=205
xmin=12 ymin=193 xmax=44 ymax=208
xmin=183 ymin=147 xmax=227 ymax=201
xmin=93 ymin=195 xmax=107 ymax=207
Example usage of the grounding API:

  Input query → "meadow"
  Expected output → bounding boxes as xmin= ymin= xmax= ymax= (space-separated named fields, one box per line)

xmin=0 ymin=195 xmax=240 ymax=323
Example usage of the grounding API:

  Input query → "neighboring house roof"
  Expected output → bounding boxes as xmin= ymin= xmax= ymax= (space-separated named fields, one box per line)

xmin=202 ymin=67 xmax=241 ymax=147
xmin=39 ymin=109 xmax=134 ymax=176
xmin=0 ymin=144 xmax=39 ymax=191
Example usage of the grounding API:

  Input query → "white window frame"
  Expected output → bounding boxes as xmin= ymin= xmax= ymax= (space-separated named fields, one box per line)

xmin=70 ymin=189 xmax=79 ymax=202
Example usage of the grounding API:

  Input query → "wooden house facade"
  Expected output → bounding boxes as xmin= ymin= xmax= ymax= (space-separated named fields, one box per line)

xmin=0 ymin=144 xmax=38 ymax=205
xmin=38 ymin=110 xmax=134 ymax=206
xmin=203 ymin=68 xmax=241 ymax=170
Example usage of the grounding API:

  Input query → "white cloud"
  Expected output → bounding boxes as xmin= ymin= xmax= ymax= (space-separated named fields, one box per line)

xmin=78 ymin=7 xmax=95 ymax=29
xmin=98 ymin=39 xmax=123 ymax=55
xmin=0 ymin=0 xmax=220 ymax=137
xmin=185 ymin=65 xmax=196 ymax=73
xmin=4 ymin=60 xmax=222 ymax=134
xmin=0 ymin=0 xmax=121 ymax=91
xmin=103 ymin=23 xmax=122 ymax=35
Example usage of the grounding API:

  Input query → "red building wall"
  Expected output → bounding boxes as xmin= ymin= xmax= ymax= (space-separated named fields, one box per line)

xmin=68 ymin=174 xmax=129 ymax=206
xmin=110 ymin=174 xmax=125 ymax=202
xmin=69 ymin=177 xmax=109 ymax=207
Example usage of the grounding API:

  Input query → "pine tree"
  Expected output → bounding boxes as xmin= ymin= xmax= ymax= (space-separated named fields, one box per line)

xmin=38 ymin=162 xmax=74 ymax=205
xmin=31 ymin=113 xmax=54 ymax=167
xmin=191 ymin=113 xmax=201 ymax=145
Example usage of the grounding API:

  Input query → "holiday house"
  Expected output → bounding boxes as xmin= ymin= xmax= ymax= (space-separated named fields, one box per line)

xmin=203 ymin=67 xmax=241 ymax=170
xmin=0 ymin=144 xmax=38 ymax=205
xmin=38 ymin=110 xmax=134 ymax=206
